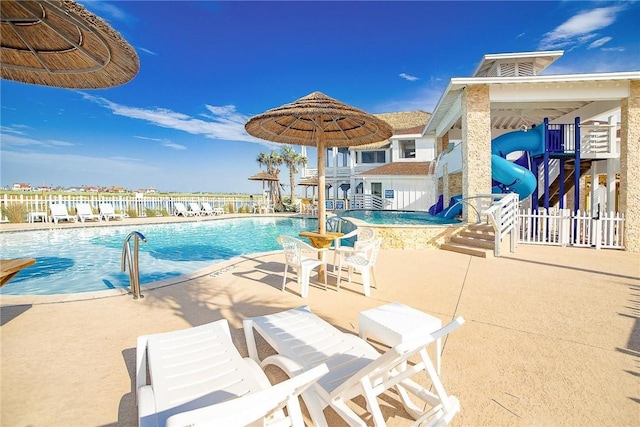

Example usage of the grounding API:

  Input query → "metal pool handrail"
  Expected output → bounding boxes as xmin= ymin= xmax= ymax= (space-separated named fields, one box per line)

xmin=121 ymin=231 xmax=147 ymax=299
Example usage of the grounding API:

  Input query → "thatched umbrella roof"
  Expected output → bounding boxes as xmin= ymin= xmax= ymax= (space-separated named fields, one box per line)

xmin=245 ymin=91 xmax=392 ymax=234
xmin=0 ymin=0 xmax=139 ymax=88
xmin=247 ymin=171 xmax=279 ymax=182
xmin=298 ymin=176 xmax=329 ymax=187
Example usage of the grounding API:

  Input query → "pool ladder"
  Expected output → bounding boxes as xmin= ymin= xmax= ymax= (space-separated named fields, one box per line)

xmin=122 ymin=231 xmax=147 ymax=299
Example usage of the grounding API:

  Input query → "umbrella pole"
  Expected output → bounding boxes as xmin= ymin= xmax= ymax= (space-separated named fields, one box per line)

xmin=317 ymin=135 xmax=326 ymax=235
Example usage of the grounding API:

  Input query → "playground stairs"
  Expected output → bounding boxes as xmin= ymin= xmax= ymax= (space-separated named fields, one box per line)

xmin=439 ymin=224 xmax=495 ymax=258
xmin=543 ymin=159 xmax=591 ymax=207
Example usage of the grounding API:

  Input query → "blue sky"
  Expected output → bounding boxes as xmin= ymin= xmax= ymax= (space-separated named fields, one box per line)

xmin=1 ymin=1 xmax=639 ymax=194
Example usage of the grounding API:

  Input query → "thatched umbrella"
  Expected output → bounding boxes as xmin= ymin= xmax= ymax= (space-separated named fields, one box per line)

xmin=0 ymin=0 xmax=139 ymax=88
xmin=245 ymin=91 xmax=392 ymax=235
xmin=248 ymin=170 xmax=279 ymax=206
xmin=298 ymin=176 xmax=330 ymax=201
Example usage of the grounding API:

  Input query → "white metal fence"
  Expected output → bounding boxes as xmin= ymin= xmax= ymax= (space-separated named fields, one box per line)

xmin=0 ymin=193 xmax=252 ymax=221
xmin=517 ymin=208 xmax=625 ymax=249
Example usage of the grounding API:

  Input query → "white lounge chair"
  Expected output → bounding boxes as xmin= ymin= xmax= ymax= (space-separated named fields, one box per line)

xmin=276 ymin=235 xmax=327 ymax=298
xmin=137 ymin=318 xmax=328 ymax=427
xmin=173 ymin=202 xmax=195 ymax=217
xmin=244 ymin=306 xmax=464 ymax=427
xmin=336 ymin=237 xmax=382 ymax=297
xmin=49 ymin=203 xmax=76 ymax=224
xmin=98 ymin=203 xmax=124 ymax=221
xmin=188 ymin=202 xmax=202 ymax=216
xmin=76 ymin=203 xmax=100 ymax=223
xmin=200 ymin=202 xmax=215 ymax=216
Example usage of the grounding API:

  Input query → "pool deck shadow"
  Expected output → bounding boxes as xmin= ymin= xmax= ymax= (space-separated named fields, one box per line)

xmin=1 ymin=217 xmax=639 ymax=426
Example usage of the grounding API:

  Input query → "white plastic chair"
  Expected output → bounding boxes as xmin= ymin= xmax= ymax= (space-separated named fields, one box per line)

xmin=136 ymin=318 xmax=328 ymax=427
xmin=244 ymin=306 xmax=465 ymax=427
xmin=98 ymin=203 xmax=124 ymax=221
xmin=276 ymin=235 xmax=327 ymax=298
xmin=336 ymin=237 xmax=382 ymax=297
xmin=49 ymin=203 xmax=76 ymax=224
xmin=76 ymin=203 xmax=100 ymax=222
xmin=332 ymin=226 xmax=376 ymax=270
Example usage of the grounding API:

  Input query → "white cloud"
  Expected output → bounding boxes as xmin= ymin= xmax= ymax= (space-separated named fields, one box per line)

xmin=539 ymin=6 xmax=624 ymax=50
xmin=162 ymin=141 xmax=187 ymax=150
xmin=81 ymin=93 xmax=274 ymax=147
xmin=138 ymin=47 xmax=158 ymax=56
xmin=0 ymin=133 xmax=75 ymax=148
xmin=375 ymin=85 xmax=443 ymax=113
xmin=399 ymin=73 xmax=419 ymax=82
xmin=588 ymin=36 xmax=612 ymax=49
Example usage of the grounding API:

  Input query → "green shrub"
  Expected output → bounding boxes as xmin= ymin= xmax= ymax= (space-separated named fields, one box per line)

xmin=1 ymin=203 xmax=28 ymax=223
xmin=126 ymin=209 xmax=138 ymax=218
xmin=224 ymin=203 xmax=234 ymax=214
xmin=238 ymin=204 xmax=250 ymax=214
xmin=159 ymin=208 xmax=169 ymax=216
xmin=145 ymin=208 xmax=157 ymax=217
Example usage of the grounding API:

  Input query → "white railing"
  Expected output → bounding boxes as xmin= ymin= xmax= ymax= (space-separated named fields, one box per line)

xmin=517 ymin=208 xmax=625 ymax=249
xmin=580 ymin=118 xmax=618 ymax=158
xmin=0 ymin=193 xmax=251 ymax=222
xmin=349 ymin=194 xmax=392 ymax=210
xmin=482 ymin=193 xmax=519 ymax=257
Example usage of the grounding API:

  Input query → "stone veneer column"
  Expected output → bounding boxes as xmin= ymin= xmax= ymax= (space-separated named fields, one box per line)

xmin=619 ymin=80 xmax=640 ymax=252
xmin=437 ymin=133 xmax=449 ymax=156
xmin=461 ymin=85 xmax=492 ymax=222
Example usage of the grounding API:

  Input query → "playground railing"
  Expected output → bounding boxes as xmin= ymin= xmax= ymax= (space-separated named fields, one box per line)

xmin=517 ymin=208 xmax=625 ymax=249
xmin=480 ymin=193 xmax=519 ymax=257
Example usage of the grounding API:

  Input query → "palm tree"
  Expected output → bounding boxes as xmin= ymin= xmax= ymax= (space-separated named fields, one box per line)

xmin=256 ymin=151 xmax=283 ymax=208
xmin=280 ymin=145 xmax=307 ymax=204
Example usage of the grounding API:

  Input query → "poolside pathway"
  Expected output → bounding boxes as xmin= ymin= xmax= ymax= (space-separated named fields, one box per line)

xmin=1 ymin=225 xmax=639 ymax=426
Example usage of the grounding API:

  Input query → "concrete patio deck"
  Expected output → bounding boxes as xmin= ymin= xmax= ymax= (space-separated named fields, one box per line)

xmin=1 ymin=218 xmax=638 ymax=426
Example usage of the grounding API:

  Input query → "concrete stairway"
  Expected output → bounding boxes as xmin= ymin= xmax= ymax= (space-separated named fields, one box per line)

xmin=439 ymin=224 xmax=495 ymax=258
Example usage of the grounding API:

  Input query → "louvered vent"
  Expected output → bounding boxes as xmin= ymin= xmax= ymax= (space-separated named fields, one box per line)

xmin=517 ymin=62 xmax=535 ymax=76
xmin=487 ymin=64 xmax=499 ymax=77
xmin=499 ymin=63 xmax=516 ymax=77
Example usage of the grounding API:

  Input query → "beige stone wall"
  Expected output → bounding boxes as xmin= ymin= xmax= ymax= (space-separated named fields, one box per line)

xmin=461 ymin=85 xmax=492 ymax=222
xmin=437 ymin=133 xmax=449 ymax=156
xmin=448 ymin=172 xmax=463 ymax=198
xmin=619 ymin=80 xmax=640 ymax=252
xmin=346 ymin=219 xmax=461 ymax=249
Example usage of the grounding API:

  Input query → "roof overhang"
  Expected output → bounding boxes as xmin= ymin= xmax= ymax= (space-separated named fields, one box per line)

xmin=424 ymin=71 xmax=640 ymax=137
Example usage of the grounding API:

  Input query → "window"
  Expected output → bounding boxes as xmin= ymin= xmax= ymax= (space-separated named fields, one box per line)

xmin=399 ymin=140 xmax=415 ymax=158
xmin=371 ymin=182 xmax=382 ymax=197
xmin=337 ymin=147 xmax=350 ymax=167
xmin=361 ymin=151 xmax=385 ymax=163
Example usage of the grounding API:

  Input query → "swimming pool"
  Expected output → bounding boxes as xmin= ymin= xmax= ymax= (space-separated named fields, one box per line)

xmin=337 ymin=209 xmax=460 ymax=225
xmin=0 ymin=217 xmax=318 ymax=295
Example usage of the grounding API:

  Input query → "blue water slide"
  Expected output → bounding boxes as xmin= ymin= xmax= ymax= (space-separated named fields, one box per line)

xmin=491 ymin=125 xmax=545 ymax=199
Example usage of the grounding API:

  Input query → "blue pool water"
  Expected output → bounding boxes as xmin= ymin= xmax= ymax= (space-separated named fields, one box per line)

xmin=0 ymin=217 xmax=318 ymax=295
xmin=338 ymin=209 xmax=461 ymax=225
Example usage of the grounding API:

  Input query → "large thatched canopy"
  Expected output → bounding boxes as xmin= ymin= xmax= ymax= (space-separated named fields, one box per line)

xmin=0 ymin=0 xmax=139 ymax=88
xmin=245 ymin=92 xmax=393 ymax=148
xmin=245 ymin=91 xmax=392 ymax=235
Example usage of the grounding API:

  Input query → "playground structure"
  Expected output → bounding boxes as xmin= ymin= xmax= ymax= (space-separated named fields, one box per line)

xmin=431 ymin=115 xmax=620 ymax=220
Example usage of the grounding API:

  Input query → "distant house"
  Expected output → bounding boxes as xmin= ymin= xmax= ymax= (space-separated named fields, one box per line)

xmin=84 ymin=186 xmax=99 ymax=192
xmin=12 ymin=183 xmax=31 ymax=191
xmin=34 ymin=186 xmax=52 ymax=192
xmin=300 ymin=110 xmax=436 ymax=210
